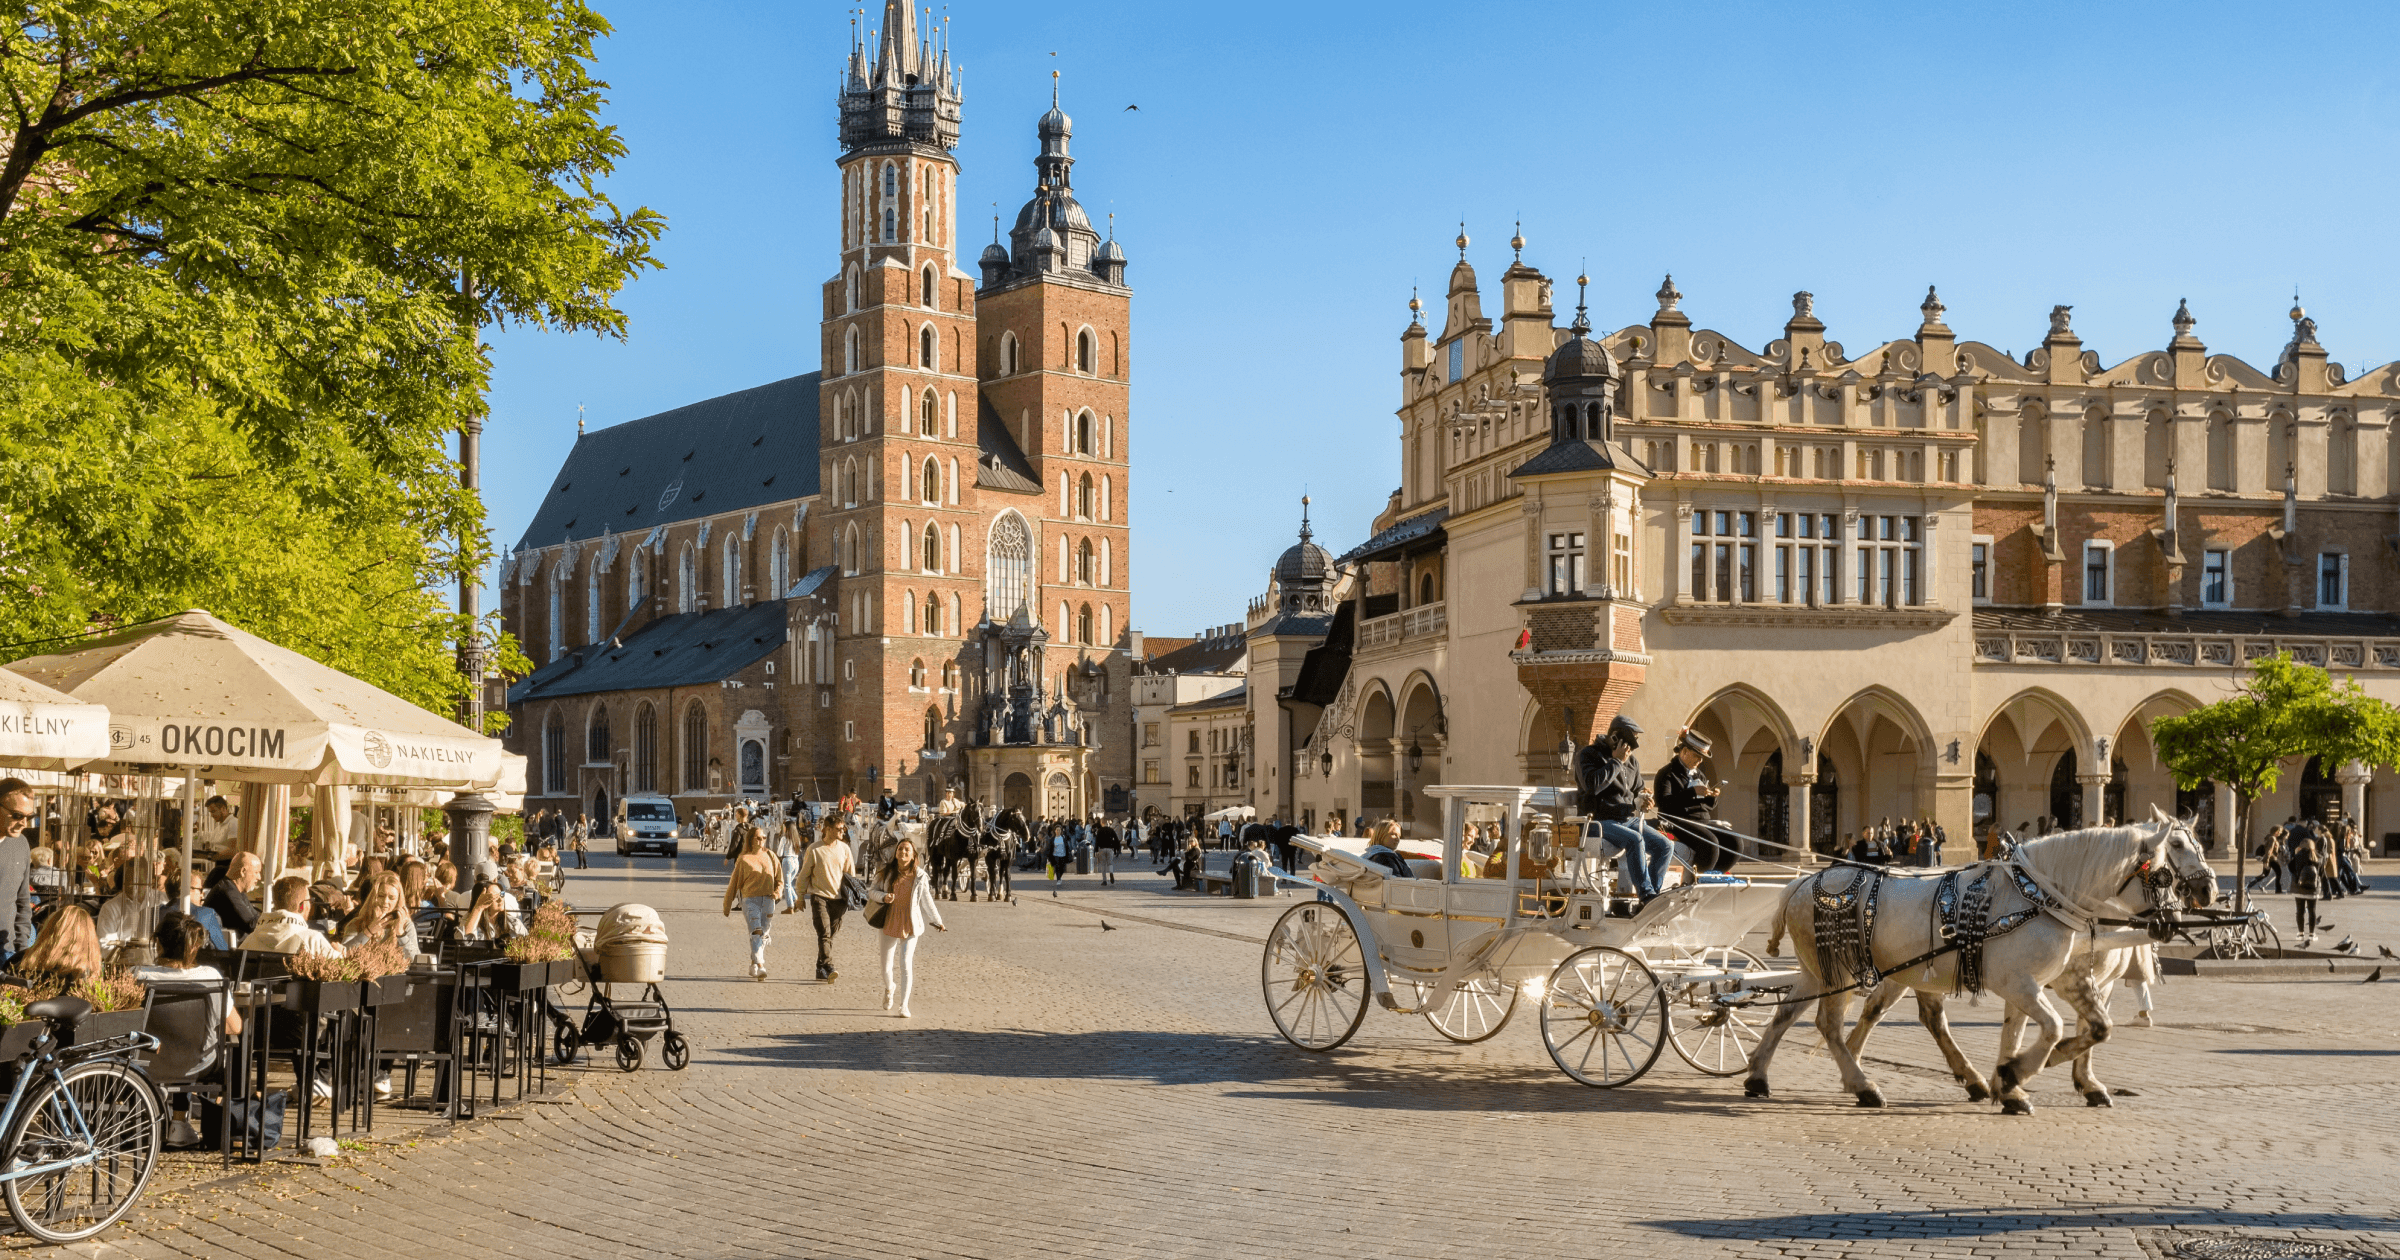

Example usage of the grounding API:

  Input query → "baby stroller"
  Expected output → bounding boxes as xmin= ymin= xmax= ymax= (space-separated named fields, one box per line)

xmin=550 ymin=903 xmax=689 ymax=1072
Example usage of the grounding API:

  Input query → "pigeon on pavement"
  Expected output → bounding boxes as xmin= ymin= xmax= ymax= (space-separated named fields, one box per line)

xmin=2336 ymin=936 xmax=2357 ymax=953
xmin=2380 ymin=944 xmax=2396 ymax=959
xmin=2364 ymin=968 xmax=2383 ymax=984
xmin=1101 ymin=920 xmax=1116 ymax=931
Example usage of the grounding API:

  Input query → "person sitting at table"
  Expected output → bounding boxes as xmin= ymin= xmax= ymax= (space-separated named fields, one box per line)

xmin=397 ymin=859 xmax=431 ymax=912
xmin=347 ymin=855 xmax=390 ymax=899
xmin=205 ymin=852 xmax=263 ymax=942
xmin=239 ymin=875 xmax=340 ymax=958
xmin=307 ymin=881 xmax=354 ymax=932
xmin=455 ymin=877 xmax=518 ymax=942
xmin=339 ymin=871 xmax=419 ymax=958
xmin=96 ymin=853 xmax=169 ymax=952
xmin=17 ymin=904 xmax=102 ymax=984
xmin=132 ymin=912 xmax=242 ymax=1146
xmin=430 ymin=860 xmax=470 ymax=910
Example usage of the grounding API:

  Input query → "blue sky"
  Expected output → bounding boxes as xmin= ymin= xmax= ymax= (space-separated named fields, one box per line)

xmin=484 ymin=0 xmax=2400 ymax=639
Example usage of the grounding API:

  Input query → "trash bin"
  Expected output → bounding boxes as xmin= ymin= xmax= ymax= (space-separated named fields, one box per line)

xmin=1232 ymin=852 xmax=1265 ymax=899
xmin=1074 ymin=844 xmax=1093 ymax=875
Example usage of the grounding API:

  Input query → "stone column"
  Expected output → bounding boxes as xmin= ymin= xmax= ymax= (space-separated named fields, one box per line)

xmin=2079 ymin=773 xmax=2112 ymax=828
xmin=1784 ymin=767 xmax=1815 ymax=865
xmin=2336 ymin=759 xmax=2372 ymax=831
xmin=445 ymin=792 xmax=496 ymax=892
xmin=2212 ymin=780 xmax=2239 ymax=857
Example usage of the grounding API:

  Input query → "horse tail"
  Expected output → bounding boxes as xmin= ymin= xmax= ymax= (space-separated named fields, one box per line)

xmin=1766 ymin=891 xmax=1789 ymax=958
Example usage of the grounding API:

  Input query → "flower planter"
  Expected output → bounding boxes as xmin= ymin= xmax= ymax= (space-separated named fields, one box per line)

xmin=75 ymin=1010 xmax=147 ymax=1044
xmin=284 ymin=979 xmax=362 ymax=1016
xmin=443 ymin=944 xmax=507 ymax=966
xmin=486 ymin=960 xmax=559 ymax=992
xmin=362 ymin=975 xmax=411 ymax=1007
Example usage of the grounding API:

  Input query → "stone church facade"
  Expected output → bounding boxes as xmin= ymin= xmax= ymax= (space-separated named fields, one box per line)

xmin=498 ymin=3 xmax=1136 ymax=824
xmin=1264 ymin=230 xmax=2400 ymax=855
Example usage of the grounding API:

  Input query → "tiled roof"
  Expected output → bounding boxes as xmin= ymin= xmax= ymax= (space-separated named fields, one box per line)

xmin=1972 ymin=607 xmax=2400 ymax=637
xmin=506 ymin=600 xmax=790 ymax=705
xmin=513 ymin=373 xmax=820 ymax=552
xmin=975 ymin=396 xmax=1043 ymax=494
xmin=1337 ymin=506 xmax=1448 ymax=566
xmin=1139 ymin=635 xmax=1246 ymax=676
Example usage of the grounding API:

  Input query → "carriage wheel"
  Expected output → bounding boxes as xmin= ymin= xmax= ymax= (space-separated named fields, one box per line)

xmin=1539 ymin=946 xmax=1667 ymax=1089
xmin=1262 ymin=903 xmax=1370 ymax=1052
xmin=615 ymin=1037 xmax=643 ymax=1073
xmin=1665 ymin=945 xmax=1780 ymax=1076
xmin=661 ymin=1032 xmax=691 ymax=1071
xmin=1424 ymin=977 xmax=1518 ymax=1044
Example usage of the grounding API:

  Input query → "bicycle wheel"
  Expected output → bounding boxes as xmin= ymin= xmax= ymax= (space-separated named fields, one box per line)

xmin=2 ymin=1060 xmax=161 ymax=1244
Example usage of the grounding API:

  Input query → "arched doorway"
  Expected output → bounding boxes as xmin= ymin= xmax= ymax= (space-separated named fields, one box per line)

xmin=1756 ymin=750 xmax=1787 ymax=851
xmin=2300 ymin=756 xmax=2340 ymax=823
xmin=1045 ymin=772 xmax=1073 ymax=817
xmin=1810 ymin=755 xmax=1838 ymax=853
xmin=1003 ymin=772 xmax=1033 ymax=815
xmin=590 ymin=787 xmax=609 ymax=828
xmin=2049 ymin=750 xmax=2080 ymax=829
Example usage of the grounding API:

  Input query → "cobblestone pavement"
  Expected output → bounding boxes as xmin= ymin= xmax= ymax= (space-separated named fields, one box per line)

xmin=47 ymin=856 xmax=2400 ymax=1259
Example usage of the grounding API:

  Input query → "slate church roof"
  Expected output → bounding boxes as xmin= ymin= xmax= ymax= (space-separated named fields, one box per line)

xmin=506 ymin=599 xmax=794 ymax=705
xmin=513 ymin=372 xmax=822 ymax=552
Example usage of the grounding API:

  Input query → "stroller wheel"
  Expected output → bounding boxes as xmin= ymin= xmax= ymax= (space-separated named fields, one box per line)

xmin=662 ymin=1031 xmax=690 ymax=1071
xmin=553 ymin=1023 xmax=581 ymax=1066
xmin=616 ymin=1036 xmax=643 ymax=1073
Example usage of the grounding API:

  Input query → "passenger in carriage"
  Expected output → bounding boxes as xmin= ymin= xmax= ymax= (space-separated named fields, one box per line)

xmin=1576 ymin=716 xmax=1674 ymax=911
xmin=1652 ymin=729 xmax=1737 ymax=875
xmin=1361 ymin=819 xmax=1416 ymax=878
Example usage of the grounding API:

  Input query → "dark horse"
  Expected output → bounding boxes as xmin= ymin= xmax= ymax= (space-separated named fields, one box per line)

xmin=930 ymin=802 xmax=1022 ymax=902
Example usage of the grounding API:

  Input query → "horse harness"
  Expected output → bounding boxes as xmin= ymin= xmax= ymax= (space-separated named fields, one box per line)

xmin=1930 ymin=866 xmax=2055 ymax=994
xmin=1801 ymin=860 xmax=2070 ymax=1002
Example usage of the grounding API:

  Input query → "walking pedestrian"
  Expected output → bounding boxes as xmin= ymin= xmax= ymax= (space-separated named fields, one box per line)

xmin=802 ymin=816 xmax=857 ymax=981
xmin=2288 ymin=828 xmax=2325 ymax=942
xmin=872 ymin=836 xmax=944 ymax=1018
xmin=572 ymin=817 xmax=590 ymax=869
xmin=721 ymin=826 xmax=785 ymax=981
xmin=2247 ymin=826 xmax=2288 ymax=894
xmin=773 ymin=819 xmax=804 ymax=916
xmin=1094 ymin=817 xmax=1120 ymax=886
xmin=1047 ymin=825 xmax=1070 ymax=896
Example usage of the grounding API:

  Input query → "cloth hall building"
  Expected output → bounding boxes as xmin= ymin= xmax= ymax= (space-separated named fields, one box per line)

xmin=497 ymin=5 xmax=1136 ymax=824
xmin=1255 ymin=235 xmax=2400 ymax=855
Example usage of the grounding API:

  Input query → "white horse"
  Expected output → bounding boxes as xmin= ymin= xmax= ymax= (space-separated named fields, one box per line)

xmin=1846 ymin=936 xmax=2161 ymax=1108
xmin=1744 ymin=809 xmax=2215 ymax=1114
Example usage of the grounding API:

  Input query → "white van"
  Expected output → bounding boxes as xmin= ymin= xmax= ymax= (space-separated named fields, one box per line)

xmin=616 ymin=795 xmax=681 ymax=858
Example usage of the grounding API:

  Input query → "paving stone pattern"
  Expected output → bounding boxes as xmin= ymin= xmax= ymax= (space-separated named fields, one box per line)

xmin=50 ymin=857 xmax=2400 ymax=1259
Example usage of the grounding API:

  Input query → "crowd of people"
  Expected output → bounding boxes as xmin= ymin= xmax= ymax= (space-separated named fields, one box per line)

xmin=1833 ymin=817 xmax=1949 ymax=867
xmin=2244 ymin=816 xmax=2371 ymax=942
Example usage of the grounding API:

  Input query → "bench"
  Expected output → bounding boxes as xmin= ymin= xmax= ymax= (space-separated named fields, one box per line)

xmin=1195 ymin=850 xmax=1242 ymax=894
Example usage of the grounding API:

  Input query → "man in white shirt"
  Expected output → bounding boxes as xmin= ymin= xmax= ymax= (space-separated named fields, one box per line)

xmin=198 ymin=795 xmax=240 ymax=858
xmin=239 ymin=875 xmax=340 ymax=958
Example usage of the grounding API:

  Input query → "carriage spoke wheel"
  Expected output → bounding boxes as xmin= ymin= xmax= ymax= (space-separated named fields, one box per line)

xmin=2 ymin=1061 xmax=161 ymax=1244
xmin=1262 ymin=903 xmax=1370 ymax=1052
xmin=1424 ymin=976 xmax=1518 ymax=1044
xmin=1539 ymin=946 xmax=1667 ymax=1089
xmin=1665 ymin=945 xmax=1780 ymax=1076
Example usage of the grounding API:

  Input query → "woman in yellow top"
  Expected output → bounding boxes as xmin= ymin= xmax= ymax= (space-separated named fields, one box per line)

xmin=721 ymin=826 xmax=787 ymax=981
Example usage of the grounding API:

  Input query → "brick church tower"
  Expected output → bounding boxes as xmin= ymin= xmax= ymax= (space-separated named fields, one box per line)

xmin=812 ymin=5 xmax=1134 ymax=812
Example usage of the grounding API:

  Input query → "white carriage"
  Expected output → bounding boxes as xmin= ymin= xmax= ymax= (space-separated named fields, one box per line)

xmin=1262 ymin=785 xmax=1798 ymax=1087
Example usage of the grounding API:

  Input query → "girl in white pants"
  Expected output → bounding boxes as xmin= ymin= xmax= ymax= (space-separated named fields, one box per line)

xmin=872 ymin=838 xmax=945 ymax=1017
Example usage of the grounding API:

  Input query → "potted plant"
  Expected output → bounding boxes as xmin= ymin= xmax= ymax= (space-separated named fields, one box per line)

xmin=503 ymin=903 xmax=581 ymax=987
xmin=0 ymin=972 xmax=151 ymax=1056
xmin=350 ymin=939 xmax=412 ymax=1007
xmin=282 ymin=950 xmax=364 ymax=1015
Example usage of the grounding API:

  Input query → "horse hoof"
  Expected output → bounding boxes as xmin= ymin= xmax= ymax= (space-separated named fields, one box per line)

xmin=1963 ymin=1081 xmax=1993 ymax=1102
xmin=2000 ymin=1097 xmax=2033 ymax=1116
xmin=2083 ymin=1090 xmax=2112 ymax=1108
xmin=1855 ymin=1089 xmax=1884 ymax=1109
xmin=1995 ymin=1063 xmax=2021 ymax=1092
xmin=1742 ymin=1078 xmax=1771 ymax=1099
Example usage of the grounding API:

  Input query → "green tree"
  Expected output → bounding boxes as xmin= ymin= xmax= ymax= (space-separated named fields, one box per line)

xmin=2151 ymin=654 xmax=2400 ymax=910
xmin=0 ymin=0 xmax=661 ymax=723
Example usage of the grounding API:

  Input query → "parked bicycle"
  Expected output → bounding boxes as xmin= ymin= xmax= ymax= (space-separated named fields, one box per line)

xmin=0 ymin=990 xmax=163 ymax=1243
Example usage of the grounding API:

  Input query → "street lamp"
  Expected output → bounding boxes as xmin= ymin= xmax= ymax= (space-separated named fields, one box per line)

xmin=1320 ymin=751 xmax=1334 ymax=777
xmin=1405 ymin=737 xmax=1423 ymax=774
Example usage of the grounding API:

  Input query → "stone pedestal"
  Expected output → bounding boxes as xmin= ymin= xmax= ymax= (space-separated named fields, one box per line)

xmin=445 ymin=792 xmax=496 ymax=891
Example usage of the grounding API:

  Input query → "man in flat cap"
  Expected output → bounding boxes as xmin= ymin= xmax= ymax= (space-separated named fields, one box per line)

xmin=1653 ymin=729 xmax=1739 ymax=875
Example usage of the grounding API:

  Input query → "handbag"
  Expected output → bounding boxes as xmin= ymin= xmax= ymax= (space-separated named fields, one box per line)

xmin=865 ymin=897 xmax=891 ymax=931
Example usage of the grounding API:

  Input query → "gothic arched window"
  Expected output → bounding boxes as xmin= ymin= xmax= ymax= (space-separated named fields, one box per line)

xmin=922 ymin=457 xmax=940 ymax=502
xmin=586 ymin=704 xmax=611 ymax=762
xmin=631 ymin=703 xmax=656 ymax=793
xmin=676 ymin=544 xmax=696 ymax=614
xmin=924 ymin=593 xmax=943 ymax=636
xmin=681 ymin=702 xmax=708 ymax=794
xmin=920 ymin=326 xmax=936 ymax=369
xmin=585 ymin=564 xmax=600 ymax=645
xmin=1077 ymin=329 xmax=1095 ymax=374
xmin=1077 ymin=410 xmax=1093 ymax=454
xmin=909 ymin=659 xmax=927 ymax=688
xmin=922 ymin=266 xmax=937 ymax=307
xmin=922 ymin=522 xmax=942 ymax=574
xmin=1002 ymin=333 xmax=1019 ymax=376
xmin=1078 ymin=603 xmax=1094 ymax=645
xmin=721 ymin=534 xmax=740 ymax=604
xmin=920 ymin=391 xmax=937 ymax=435
xmin=923 ymin=706 xmax=942 ymax=753
xmin=1077 ymin=538 xmax=1095 ymax=585
xmin=987 ymin=513 xmax=1031 ymax=619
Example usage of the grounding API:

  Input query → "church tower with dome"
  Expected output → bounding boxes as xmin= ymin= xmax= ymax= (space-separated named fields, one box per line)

xmin=967 ymin=70 xmax=1136 ymax=817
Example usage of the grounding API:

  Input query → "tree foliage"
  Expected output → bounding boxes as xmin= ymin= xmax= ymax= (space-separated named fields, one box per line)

xmin=0 ymin=0 xmax=663 ymax=723
xmin=2151 ymin=653 xmax=2400 ymax=837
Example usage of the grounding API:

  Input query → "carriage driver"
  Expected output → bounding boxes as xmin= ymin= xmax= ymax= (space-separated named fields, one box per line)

xmin=1576 ymin=715 xmax=1675 ymax=912
xmin=1653 ymin=729 xmax=1738 ymax=875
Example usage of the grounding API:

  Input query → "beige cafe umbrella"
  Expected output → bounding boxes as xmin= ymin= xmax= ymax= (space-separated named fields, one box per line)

xmin=8 ymin=609 xmax=509 ymax=911
xmin=0 ymin=664 xmax=111 ymax=771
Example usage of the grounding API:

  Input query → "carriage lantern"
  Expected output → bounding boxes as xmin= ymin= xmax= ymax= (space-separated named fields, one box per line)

xmin=1320 ymin=751 xmax=1333 ymax=776
xmin=1405 ymin=737 xmax=1423 ymax=773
